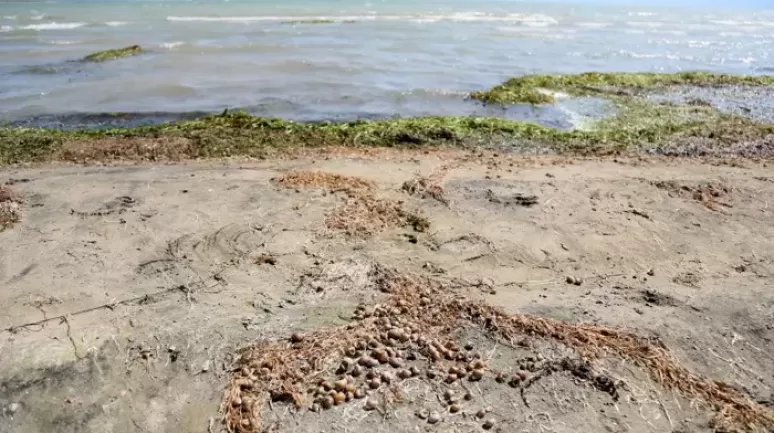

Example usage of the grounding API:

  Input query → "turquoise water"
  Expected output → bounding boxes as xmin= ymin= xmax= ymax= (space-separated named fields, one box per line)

xmin=1 ymin=0 xmax=773 ymax=126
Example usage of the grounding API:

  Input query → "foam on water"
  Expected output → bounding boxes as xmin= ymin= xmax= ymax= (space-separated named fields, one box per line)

xmin=576 ymin=22 xmax=610 ymax=29
xmin=160 ymin=41 xmax=185 ymax=49
xmin=19 ymin=22 xmax=86 ymax=30
xmin=495 ymin=27 xmax=575 ymax=39
xmin=166 ymin=12 xmax=558 ymax=25
xmin=45 ymin=39 xmax=83 ymax=45
xmin=105 ymin=21 xmax=128 ymax=27
xmin=618 ymin=50 xmax=695 ymax=61
xmin=626 ymin=21 xmax=665 ymax=28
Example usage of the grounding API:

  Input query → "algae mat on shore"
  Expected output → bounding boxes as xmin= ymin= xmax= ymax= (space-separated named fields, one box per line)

xmin=470 ymin=71 xmax=774 ymax=105
xmin=82 ymin=45 xmax=145 ymax=62
xmin=2 ymin=72 xmax=773 ymax=164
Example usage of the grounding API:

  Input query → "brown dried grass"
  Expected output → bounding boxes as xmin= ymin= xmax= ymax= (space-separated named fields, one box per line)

xmin=273 ymin=170 xmax=375 ymax=192
xmin=401 ymin=163 xmax=457 ymax=206
xmin=652 ymin=180 xmax=733 ymax=211
xmin=57 ymin=137 xmax=193 ymax=163
xmin=223 ymin=265 xmax=774 ymax=433
xmin=0 ymin=185 xmax=22 ymax=229
xmin=273 ymin=170 xmax=429 ymax=236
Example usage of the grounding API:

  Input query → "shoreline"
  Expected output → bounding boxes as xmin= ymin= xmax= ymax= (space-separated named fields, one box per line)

xmin=2 ymin=71 xmax=774 ymax=165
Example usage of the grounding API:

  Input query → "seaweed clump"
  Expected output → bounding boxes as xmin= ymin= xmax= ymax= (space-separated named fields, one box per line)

xmin=471 ymin=72 xmax=774 ymax=105
xmin=82 ymin=45 xmax=145 ymax=62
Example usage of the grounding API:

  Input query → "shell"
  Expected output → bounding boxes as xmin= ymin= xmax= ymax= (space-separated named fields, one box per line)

xmin=428 ymin=411 xmax=441 ymax=424
xmin=352 ymin=365 xmax=364 ymax=377
xmin=469 ymin=369 xmax=484 ymax=381
xmin=334 ymin=379 xmax=348 ymax=391
xmin=321 ymin=396 xmax=334 ymax=409
xmin=380 ymin=371 xmax=394 ymax=384
xmin=364 ymin=398 xmax=378 ymax=411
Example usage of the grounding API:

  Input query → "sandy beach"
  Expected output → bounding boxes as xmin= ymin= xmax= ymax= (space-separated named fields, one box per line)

xmin=2 ymin=2 xmax=774 ymax=429
xmin=1 ymin=150 xmax=773 ymax=432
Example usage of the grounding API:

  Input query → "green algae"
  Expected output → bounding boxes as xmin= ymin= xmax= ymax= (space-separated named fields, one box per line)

xmin=0 ymin=114 xmax=564 ymax=164
xmin=82 ymin=45 xmax=145 ymax=62
xmin=471 ymin=72 xmax=774 ymax=105
xmin=3 ymin=104 xmax=772 ymax=165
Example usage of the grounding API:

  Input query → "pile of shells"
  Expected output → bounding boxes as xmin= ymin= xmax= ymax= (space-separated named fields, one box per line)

xmin=295 ymin=301 xmax=511 ymax=430
xmin=225 ymin=270 xmax=623 ymax=433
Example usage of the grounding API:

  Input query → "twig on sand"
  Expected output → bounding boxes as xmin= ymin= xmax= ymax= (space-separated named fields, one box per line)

xmin=5 ymin=285 xmax=192 ymax=333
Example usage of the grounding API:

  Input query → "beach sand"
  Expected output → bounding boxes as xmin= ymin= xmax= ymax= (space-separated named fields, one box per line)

xmin=1 ymin=151 xmax=773 ymax=433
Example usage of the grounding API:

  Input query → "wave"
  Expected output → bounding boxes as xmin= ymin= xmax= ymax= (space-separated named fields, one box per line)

xmin=3 ymin=15 xmax=17 ymax=20
xmin=0 ymin=25 xmax=12 ymax=32
xmin=576 ymin=22 xmax=610 ymax=29
xmin=628 ymin=12 xmax=657 ymax=17
xmin=626 ymin=21 xmax=665 ymax=28
xmin=105 ymin=21 xmax=128 ymax=27
xmin=168 ymin=15 xmax=350 ymax=23
xmin=400 ymin=88 xmax=470 ymax=97
xmin=495 ymin=27 xmax=575 ymax=39
xmin=167 ymin=12 xmax=558 ymax=25
xmin=19 ymin=22 xmax=86 ymax=30
xmin=617 ymin=50 xmax=694 ymax=61
xmin=709 ymin=19 xmax=763 ymax=26
xmin=160 ymin=41 xmax=185 ymax=49
xmin=46 ymin=39 xmax=83 ymax=45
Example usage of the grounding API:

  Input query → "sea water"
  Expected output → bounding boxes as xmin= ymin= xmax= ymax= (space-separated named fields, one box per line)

xmin=0 ymin=0 xmax=772 ymax=127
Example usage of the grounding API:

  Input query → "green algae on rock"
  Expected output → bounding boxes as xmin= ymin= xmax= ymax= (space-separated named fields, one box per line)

xmin=471 ymin=72 xmax=774 ymax=105
xmin=82 ymin=45 xmax=145 ymax=62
